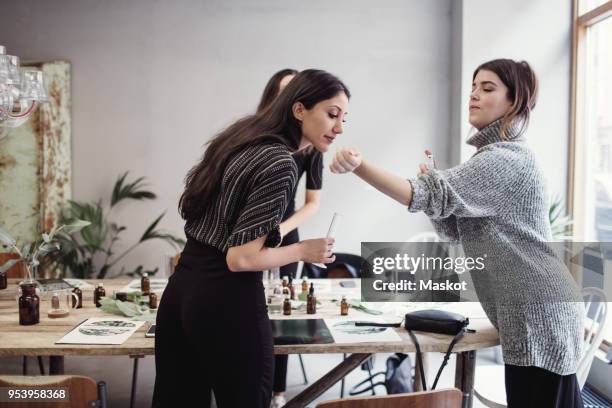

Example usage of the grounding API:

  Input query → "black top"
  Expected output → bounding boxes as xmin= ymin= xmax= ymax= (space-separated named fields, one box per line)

xmin=184 ymin=142 xmax=298 ymax=251
xmin=282 ymin=149 xmax=323 ymax=221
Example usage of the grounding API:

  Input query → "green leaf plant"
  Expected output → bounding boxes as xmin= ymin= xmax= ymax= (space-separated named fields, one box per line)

xmin=52 ymin=172 xmax=185 ymax=279
xmin=0 ymin=221 xmax=91 ymax=282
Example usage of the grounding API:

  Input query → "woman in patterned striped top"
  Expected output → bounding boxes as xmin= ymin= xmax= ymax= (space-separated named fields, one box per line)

xmin=153 ymin=69 xmax=350 ymax=408
xmin=257 ymin=69 xmax=327 ymax=408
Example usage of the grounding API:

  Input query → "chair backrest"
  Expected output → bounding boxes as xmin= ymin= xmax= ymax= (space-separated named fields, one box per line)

xmin=0 ymin=375 xmax=105 ymax=408
xmin=316 ymin=388 xmax=462 ymax=408
xmin=303 ymin=253 xmax=366 ymax=279
xmin=576 ymin=287 xmax=608 ymax=389
xmin=407 ymin=232 xmax=442 ymax=243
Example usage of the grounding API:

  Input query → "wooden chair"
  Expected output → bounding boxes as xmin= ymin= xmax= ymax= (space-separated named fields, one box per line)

xmin=316 ymin=388 xmax=462 ymax=408
xmin=0 ymin=375 xmax=108 ymax=408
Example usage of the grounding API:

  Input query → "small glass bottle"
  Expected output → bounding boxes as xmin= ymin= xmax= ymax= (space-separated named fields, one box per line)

xmin=301 ymin=276 xmax=308 ymax=293
xmin=94 ymin=283 xmax=105 ymax=307
xmin=51 ymin=292 xmax=60 ymax=309
xmin=283 ymin=295 xmax=291 ymax=316
xmin=340 ymin=296 xmax=349 ymax=316
xmin=281 ymin=276 xmax=289 ymax=288
xmin=149 ymin=292 xmax=158 ymax=309
xmin=18 ymin=281 xmax=40 ymax=325
xmin=72 ymin=287 xmax=82 ymax=309
xmin=306 ymin=282 xmax=316 ymax=315
xmin=141 ymin=273 xmax=150 ymax=295
xmin=0 ymin=269 xmax=7 ymax=290
xmin=288 ymin=276 xmax=295 ymax=300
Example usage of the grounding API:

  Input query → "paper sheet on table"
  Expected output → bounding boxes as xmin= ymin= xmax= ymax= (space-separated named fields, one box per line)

xmin=56 ymin=317 xmax=144 ymax=345
xmin=325 ymin=318 xmax=403 ymax=344
xmin=119 ymin=278 xmax=168 ymax=294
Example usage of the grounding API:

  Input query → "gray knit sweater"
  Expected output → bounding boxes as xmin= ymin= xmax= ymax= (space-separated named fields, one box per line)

xmin=408 ymin=120 xmax=584 ymax=375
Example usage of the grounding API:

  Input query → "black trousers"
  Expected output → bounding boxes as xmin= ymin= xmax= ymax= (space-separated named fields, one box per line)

xmin=152 ymin=240 xmax=273 ymax=408
xmin=505 ymin=365 xmax=584 ymax=408
xmin=274 ymin=228 xmax=299 ymax=392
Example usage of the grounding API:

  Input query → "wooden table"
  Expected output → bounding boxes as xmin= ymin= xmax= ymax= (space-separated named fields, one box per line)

xmin=0 ymin=278 xmax=499 ymax=408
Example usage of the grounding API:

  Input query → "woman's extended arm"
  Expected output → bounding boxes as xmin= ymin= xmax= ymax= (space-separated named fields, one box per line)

xmin=331 ymin=148 xmax=413 ymax=206
xmin=226 ymin=235 xmax=334 ymax=272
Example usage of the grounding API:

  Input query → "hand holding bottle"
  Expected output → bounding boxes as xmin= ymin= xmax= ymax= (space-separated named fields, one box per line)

xmin=299 ymin=238 xmax=335 ymax=264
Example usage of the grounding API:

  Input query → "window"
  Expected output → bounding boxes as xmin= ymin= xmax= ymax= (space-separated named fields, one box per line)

xmin=570 ymin=0 xmax=612 ymax=348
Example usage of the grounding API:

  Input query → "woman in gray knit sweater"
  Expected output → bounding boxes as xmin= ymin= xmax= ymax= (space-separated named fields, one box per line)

xmin=331 ymin=59 xmax=584 ymax=408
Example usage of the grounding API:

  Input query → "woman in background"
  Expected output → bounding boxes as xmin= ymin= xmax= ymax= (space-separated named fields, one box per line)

xmin=257 ymin=68 xmax=326 ymax=408
xmin=153 ymin=69 xmax=350 ymax=408
xmin=331 ymin=59 xmax=583 ymax=408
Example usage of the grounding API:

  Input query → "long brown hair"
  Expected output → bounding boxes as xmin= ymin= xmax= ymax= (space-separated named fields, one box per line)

xmin=179 ymin=69 xmax=350 ymax=221
xmin=473 ymin=59 xmax=538 ymax=139
xmin=257 ymin=68 xmax=298 ymax=113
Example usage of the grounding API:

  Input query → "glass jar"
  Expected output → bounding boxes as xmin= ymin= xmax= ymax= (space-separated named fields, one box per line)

xmin=18 ymin=281 xmax=40 ymax=325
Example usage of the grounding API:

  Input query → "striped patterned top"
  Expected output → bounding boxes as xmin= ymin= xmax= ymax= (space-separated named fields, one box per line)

xmin=184 ymin=142 xmax=298 ymax=252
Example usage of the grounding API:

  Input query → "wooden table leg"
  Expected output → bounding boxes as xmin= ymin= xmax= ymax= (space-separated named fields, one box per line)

xmin=284 ymin=353 xmax=371 ymax=408
xmin=49 ymin=356 xmax=64 ymax=375
xmin=413 ymin=352 xmax=429 ymax=391
xmin=454 ymin=350 xmax=476 ymax=408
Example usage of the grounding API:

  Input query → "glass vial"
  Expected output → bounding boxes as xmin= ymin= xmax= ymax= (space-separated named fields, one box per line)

xmin=149 ymin=292 xmax=158 ymax=309
xmin=340 ymin=296 xmax=349 ymax=315
xmin=306 ymin=282 xmax=316 ymax=314
xmin=94 ymin=283 xmax=105 ymax=307
xmin=141 ymin=273 xmax=150 ymax=295
xmin=283 ymin=295 xmax=291 ymax=316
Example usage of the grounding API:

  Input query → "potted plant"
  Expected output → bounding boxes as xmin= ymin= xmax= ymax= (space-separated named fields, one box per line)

xmin=0 ymin=221 xmax=90 ymax=325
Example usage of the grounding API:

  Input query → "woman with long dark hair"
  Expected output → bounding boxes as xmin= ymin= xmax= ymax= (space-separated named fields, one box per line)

xmin=153 ymin=69 xmax=350 ymax=408
xmin=331 ymin=59 xmax=584 ymax=408
xmin=256 ymin=69 xmax=326 ymax=408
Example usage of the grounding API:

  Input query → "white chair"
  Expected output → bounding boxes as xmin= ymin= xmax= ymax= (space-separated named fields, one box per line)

xmin=474 ymin=287 xmax=608 ymax=407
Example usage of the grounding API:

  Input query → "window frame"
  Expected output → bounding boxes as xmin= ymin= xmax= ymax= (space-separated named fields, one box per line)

xmin=569 ymin=0 xmax=612 ymax=351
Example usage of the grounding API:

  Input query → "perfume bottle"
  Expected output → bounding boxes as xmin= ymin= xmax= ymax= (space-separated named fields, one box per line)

xmin=149 ymin=292 xmax=158 ymax=309
xmin=306 ymin=282 xmax=316 ymax=314
xmin=141 ymin=273 xmax=150 ymax=295
xmin=288 ymin=276 xmax=295 ymax=300
xmin=94 ymin=283 xmax=105 ymax=307
xmin=340 ymin=296 xmax=349 ymax=316
xmin=283 ymin=295 xmax=291 ymax=316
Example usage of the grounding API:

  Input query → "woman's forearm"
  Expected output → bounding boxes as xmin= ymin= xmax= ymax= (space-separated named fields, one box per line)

xmin=354 ymin=159 xmax=413 ymax=206
xmin=227 ymin=239 xmax=303 ymax=272
xmin=280 ymin=202 xmax=319 ymax=236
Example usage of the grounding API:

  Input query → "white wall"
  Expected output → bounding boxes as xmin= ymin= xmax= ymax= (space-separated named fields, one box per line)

xmin=455 ymin=0 xmax=573 ymax=202
xmin=0 ymin=0 xmax=452 ymax=274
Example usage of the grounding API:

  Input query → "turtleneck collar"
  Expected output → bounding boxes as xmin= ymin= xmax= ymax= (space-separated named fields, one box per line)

xmin=466 ymin=119 xmax=525 ymax=149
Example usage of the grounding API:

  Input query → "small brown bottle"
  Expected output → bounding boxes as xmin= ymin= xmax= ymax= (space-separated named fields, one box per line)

xmin=283 ymin=295 xmax=291 ymax=315
xmin=306 ymin=282 xmax=316 ymax=314
xmin=141 ymin=273 xmax=150 ymax=295
xmin=282 ymin=276 xmax=289 ymax=288
xmin=149 ymin=292 xmax=158 ymax=309
xmin=94 ymin=283 xmax=106 ymax=307
xmin=72 ymin=287 xmax=82 ymax=309
xmin=0 ymin=270 xmax=7 ymax=290
xmin=340 ymin=296 xmax=349 ymax=316
xmin=288 ymin=276 xmax=295 ymax=300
